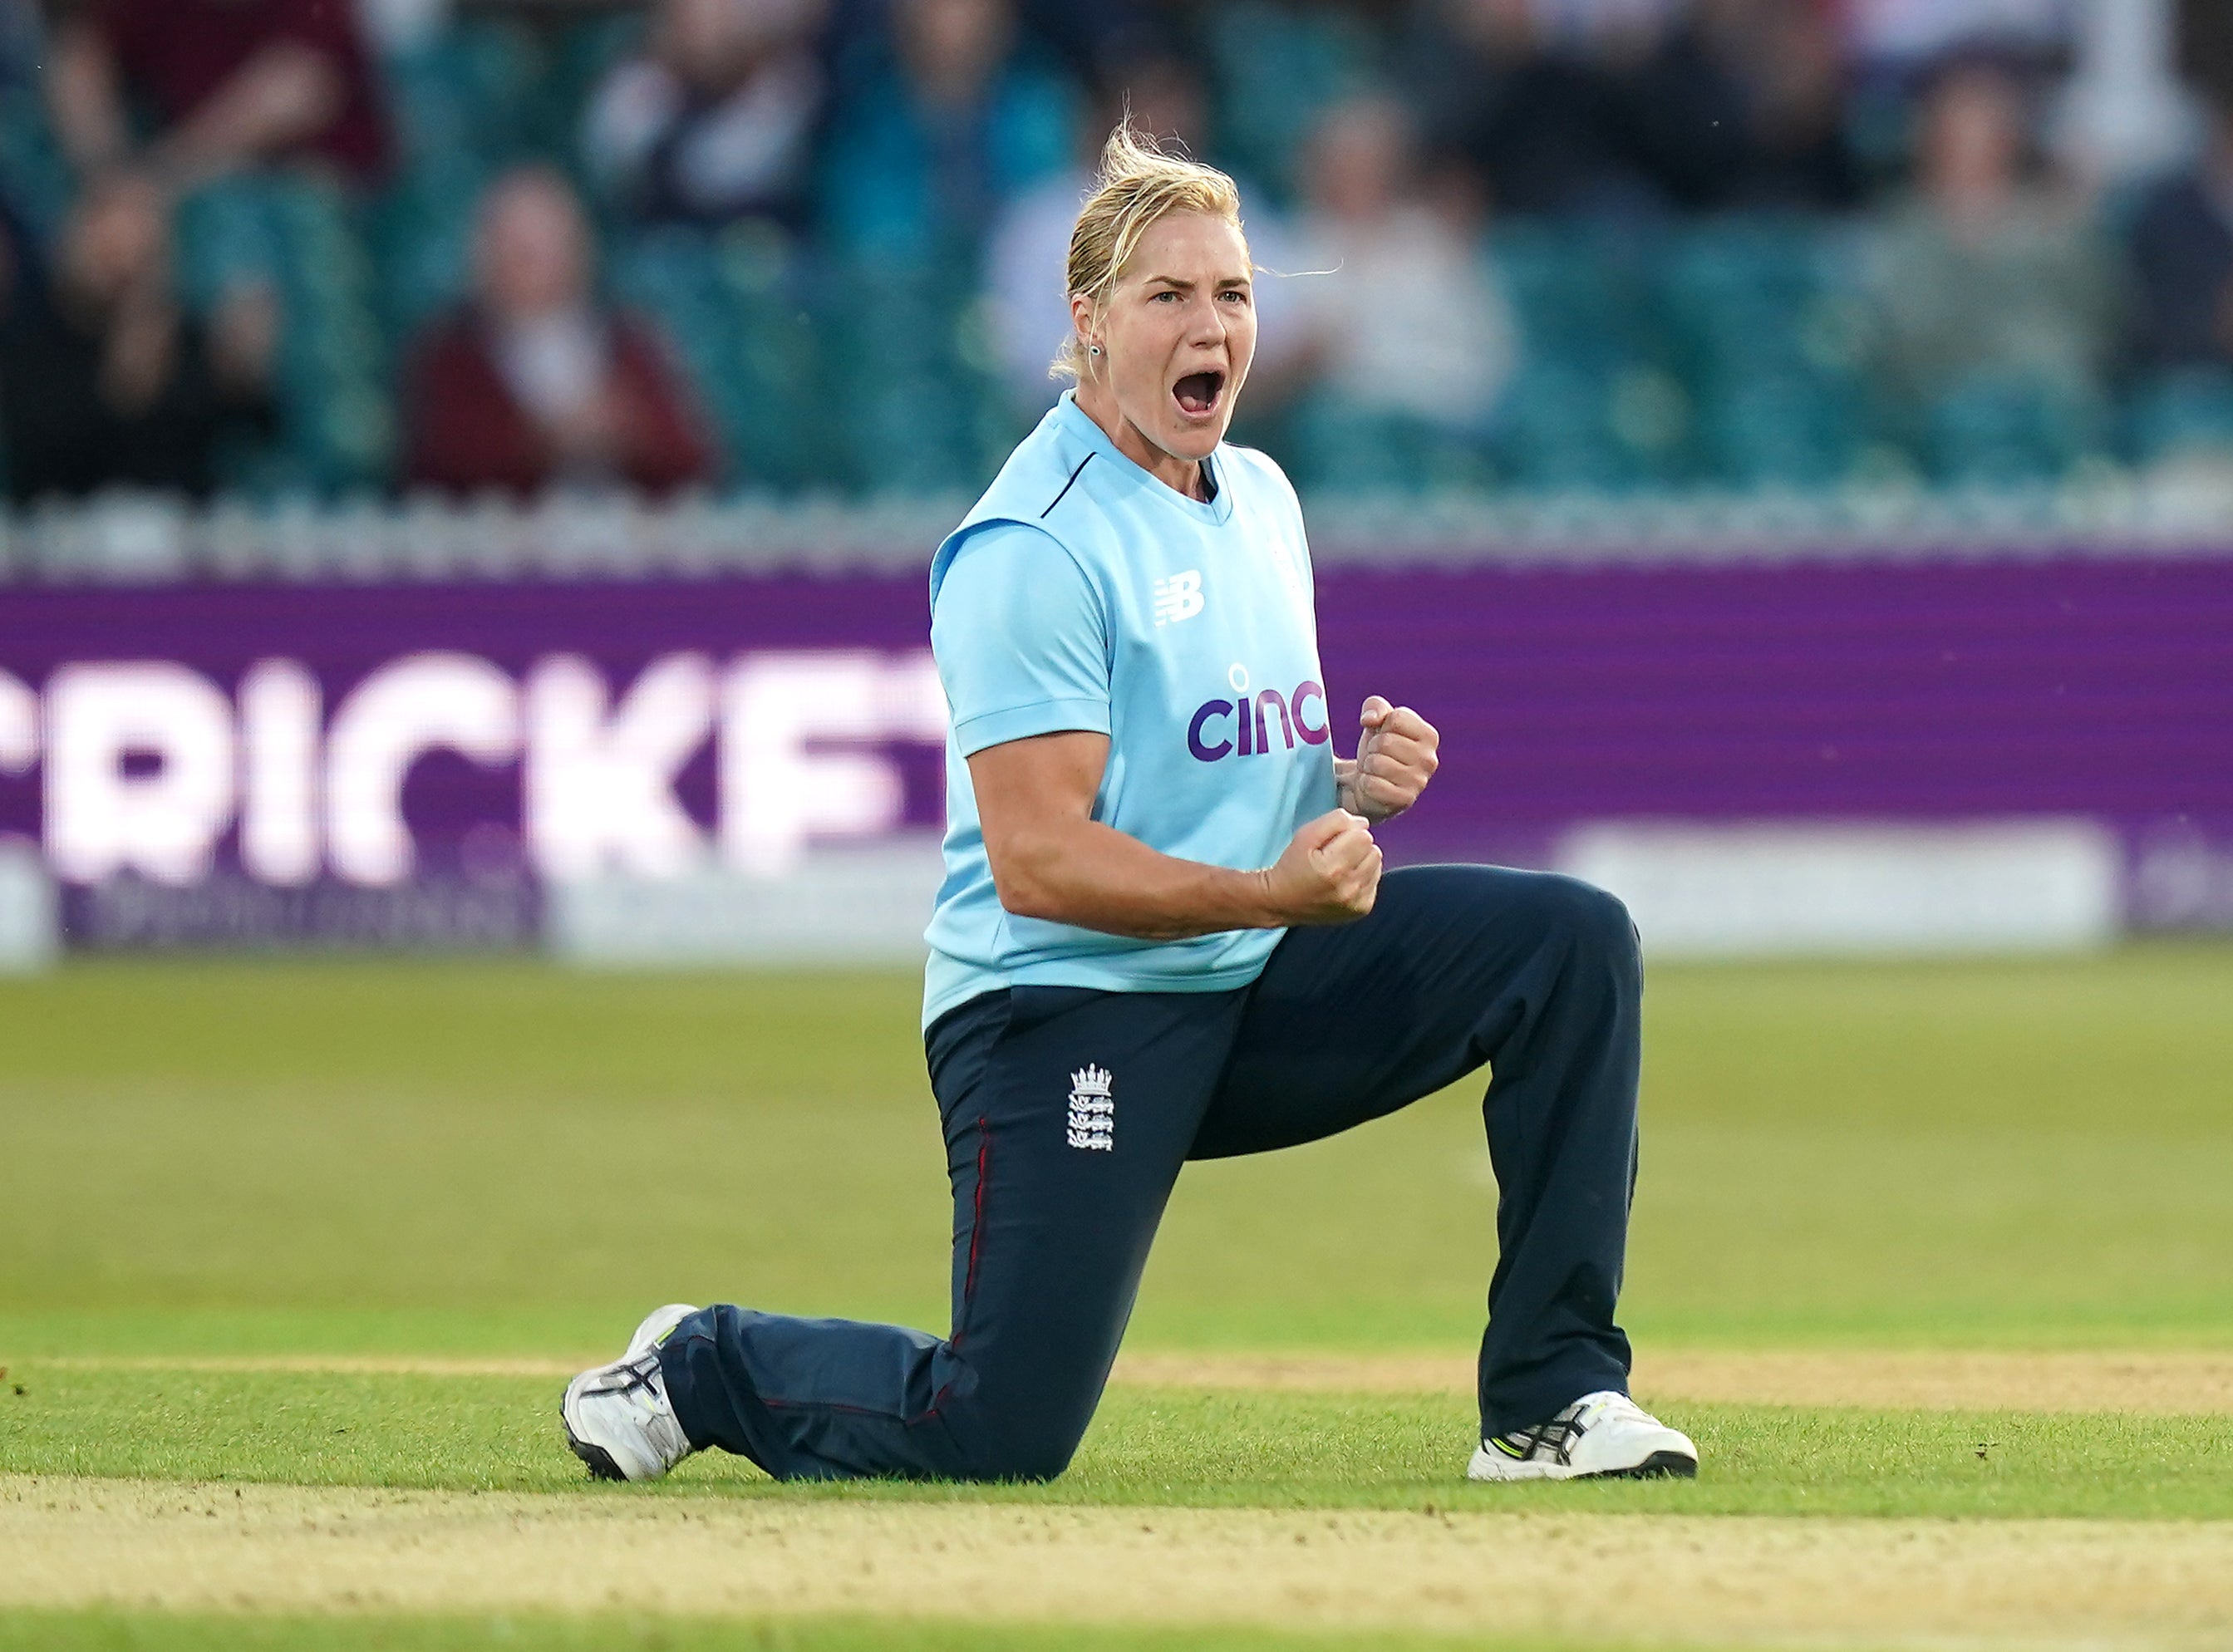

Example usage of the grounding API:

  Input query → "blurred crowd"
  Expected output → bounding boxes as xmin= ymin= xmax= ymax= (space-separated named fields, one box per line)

xmin=4 ymin=0 xmax=2233 ymax=504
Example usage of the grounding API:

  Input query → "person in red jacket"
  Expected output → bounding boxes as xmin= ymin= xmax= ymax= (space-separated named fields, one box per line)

xmin=403 ymin=165 xmax=716 ymax=498
xmin=47 ymin=0 xmax=391 ymax=191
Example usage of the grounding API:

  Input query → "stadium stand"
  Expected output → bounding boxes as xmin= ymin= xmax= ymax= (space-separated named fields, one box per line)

xmin=1 ymin=0 xmax=2231 ymax=519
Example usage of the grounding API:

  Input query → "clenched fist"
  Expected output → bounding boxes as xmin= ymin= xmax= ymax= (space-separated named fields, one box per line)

xmin=1264 ymin=809 xmax=1382 ymax=925
xmin=1336 ymin=696 xmax=1439 ymax=824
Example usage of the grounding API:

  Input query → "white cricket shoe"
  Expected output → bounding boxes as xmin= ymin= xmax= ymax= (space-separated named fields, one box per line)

xmin=560 ymin=1303 xmax=700 ymax=1482
xmin=1467 ymin=1390 xmax=1698 ymax=1482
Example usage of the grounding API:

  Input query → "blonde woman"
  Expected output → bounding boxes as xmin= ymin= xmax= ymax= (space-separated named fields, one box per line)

xmin=563 ymin=125 xmax=1696 ymax=1485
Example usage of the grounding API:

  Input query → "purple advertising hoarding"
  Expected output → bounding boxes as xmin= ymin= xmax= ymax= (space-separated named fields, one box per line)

xmin=2 ymin=551 xmax=2230 ymax=946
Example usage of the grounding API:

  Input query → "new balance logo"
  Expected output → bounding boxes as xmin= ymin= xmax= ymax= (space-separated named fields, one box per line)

xmin=1152 ymin=571 xmax=1204 ymax=626
xmin=1066 ymin=1064 xmax=1114 ymax=1151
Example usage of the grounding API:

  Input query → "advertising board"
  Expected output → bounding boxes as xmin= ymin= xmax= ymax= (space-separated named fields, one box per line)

xmin=2 ymin=552 xmax=2229 ymax=956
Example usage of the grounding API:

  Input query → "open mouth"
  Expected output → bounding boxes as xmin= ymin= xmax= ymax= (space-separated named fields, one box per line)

xmin=1173 ymin=371 xmax=1226 ymax=419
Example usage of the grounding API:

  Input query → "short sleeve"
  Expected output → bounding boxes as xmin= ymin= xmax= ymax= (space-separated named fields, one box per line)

xmin=932 ymin=522 xmax=1110 ymax=756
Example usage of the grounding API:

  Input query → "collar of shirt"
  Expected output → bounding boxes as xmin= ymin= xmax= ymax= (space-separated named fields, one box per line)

xmin=1052 ymin=391 xmax=1235 ymax=529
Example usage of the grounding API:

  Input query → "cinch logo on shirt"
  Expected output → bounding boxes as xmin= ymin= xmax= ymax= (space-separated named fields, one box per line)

xmin=1187 ymin=668 xmax=1330 ymax=762
xmin=1152 ymin=570 xmax=1204 ymax=626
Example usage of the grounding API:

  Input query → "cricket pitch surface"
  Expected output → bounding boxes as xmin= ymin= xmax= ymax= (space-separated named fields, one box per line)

xmin=5 ymin=1350 xmax=2233 ymax=1649
xmin=7 ymin=1473 xmax=2233 ymax=1648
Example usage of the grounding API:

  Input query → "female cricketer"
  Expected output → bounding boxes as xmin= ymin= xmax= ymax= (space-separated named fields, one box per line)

xmin=563 ymin=125 xmax=1697 ymax=1485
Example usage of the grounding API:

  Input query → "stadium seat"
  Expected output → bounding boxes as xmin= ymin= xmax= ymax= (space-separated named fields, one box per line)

xmin=1489 ymin=227 xmax=1668 ymax=491
xmin=1926 ymin=371 xmax=2108 ymax=488
xmin=1493 ymin=358 xmax=1650 ymax=494
xmin=1203 ymin=0 xmax=1377 ymax=204
xmin=816 ymin=254 xmax=1019 ymax=496
xmin=0 ymin=73 xmax=70 ymax=239
xmin=175 ymin=176 xmax=391 ymax=495
xmin=367 ymin=21 xmax=544 ymax=344
xmin=612 ymin=222 xmax=827 ymax=491
xmin=1286 ymin=397 xmax=1493 ymax=495
xmin=0 ymin=10 xmax=2195 ymax=508
xmin=1654 ymin=218 xmax=1874 ymax=488
xmin=2127 ymin=368 xmax=2233 ymax=465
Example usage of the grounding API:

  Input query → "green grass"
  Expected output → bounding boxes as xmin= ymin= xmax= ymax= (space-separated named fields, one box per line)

xmin=3 ymin=950 xmax=2231 ymax=1358
xmin=3 ymin=1364 xmax=2229 ymax=1520
xmin=2 ymin=953 xmax=2231 ymax=1522
xmin=3 ymin=952 xmax=2230 ymax=1647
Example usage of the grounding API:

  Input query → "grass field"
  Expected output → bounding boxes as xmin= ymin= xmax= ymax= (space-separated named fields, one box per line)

xmin=3 ymin=949 xmax=2231 ymax=1650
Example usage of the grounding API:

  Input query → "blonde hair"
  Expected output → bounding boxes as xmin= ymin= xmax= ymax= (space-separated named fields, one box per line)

xmin=1052 ymin=120 xmax=1246 ymax=382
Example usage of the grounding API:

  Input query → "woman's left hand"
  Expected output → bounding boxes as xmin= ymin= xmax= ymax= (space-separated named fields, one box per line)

xmin=1336 ymin=695 xmax=1439 ymax=824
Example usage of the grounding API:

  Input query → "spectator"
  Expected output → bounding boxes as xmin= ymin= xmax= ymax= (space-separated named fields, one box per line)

xmin=355 ymin=0 xmax=451 ymax=58
xmin=819 ymin=0 xmax=1077 ymax=262
xmin=1860 ymin=60 xmax=2116 ymax=474
xmin=0 ymin=0 xmax=39 ymax=90
xmin=1844 ymin=0 xmax=2076 ymax=76
xmin=1534 ymin=0 xmax=1683 ymax=69
xmin=2050 ymin=0 xmax=2196 ymax=189
xmin=2128 ymin=93 xmax=2233 ymax=375
xmin=1399 ymin=0 xmax=1640 ymax=218
xmin=819 ymin=0 xmax=1158 ymax=91
xmin=1010 ymin=0 xmax=1161 ymax=86
xmin=583 ymin=0 xmax=828 ymax=229
xmin=1286 ymin=95 xmax=1517 ymax=482
xmin=0 ymin=194 xmax=33 ymax=312
xmin=45 ymin=0 xmax=391 ymax=191
xmin=2126 ymin=0 xmax=2233 ymax=376
xmin=1862 ymin=61 xmax=2113 ymax=402
xmin=1623 ymin=0 xmax=1863 ymax=214
xmin=981 ymin=56 xmax=1303 ymax=417
xmin=0 ymin=172 xmax=277 ymax=502
xmin=402 ymin=167 xmax=714 ymax=498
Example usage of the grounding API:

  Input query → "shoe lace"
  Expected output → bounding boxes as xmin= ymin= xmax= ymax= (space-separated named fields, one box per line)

xmin=598 ymin=1351 xmax=665 ymax=1399
xmin=1492 ymin=1391 xmax=1660 ymax=1463
xmin=1495 ymin=1409 xmax=1586 ymax=1464
xmin=602 ymin=1352 xmax=691 ymax=1466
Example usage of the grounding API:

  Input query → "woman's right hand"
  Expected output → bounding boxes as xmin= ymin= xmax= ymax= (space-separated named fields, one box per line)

xmin=1263 ymin=809 xmax=1381 ymax=925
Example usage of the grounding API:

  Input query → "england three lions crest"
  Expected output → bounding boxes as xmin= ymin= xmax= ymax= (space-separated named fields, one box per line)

xmin=1066 ymin=1064 xmax=1114 ymax=1151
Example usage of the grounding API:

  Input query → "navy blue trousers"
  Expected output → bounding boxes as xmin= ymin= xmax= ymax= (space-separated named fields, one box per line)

xmin=660 ymin=865 xmax=1643 ymax=1481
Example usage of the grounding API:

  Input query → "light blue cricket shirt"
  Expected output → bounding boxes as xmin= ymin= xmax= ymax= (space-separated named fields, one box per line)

xmin=922 ymin=391 xmax=1338 ymax=1029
